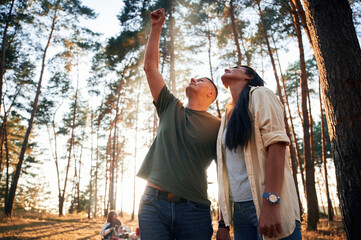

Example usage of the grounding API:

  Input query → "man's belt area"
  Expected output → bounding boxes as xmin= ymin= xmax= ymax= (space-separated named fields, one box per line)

xmin=145 ymin=186 xmax=189 ymax=203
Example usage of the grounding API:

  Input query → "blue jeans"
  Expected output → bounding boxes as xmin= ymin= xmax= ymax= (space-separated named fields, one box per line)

xmin=138 ymin=187 xmax=213 ymax=240
xmin=233 ymin=201 xmax=302 ymax=240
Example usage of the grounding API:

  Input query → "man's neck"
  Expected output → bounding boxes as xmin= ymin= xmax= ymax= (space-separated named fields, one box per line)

xmin=186 ymin=100 xmax=208 ymax=111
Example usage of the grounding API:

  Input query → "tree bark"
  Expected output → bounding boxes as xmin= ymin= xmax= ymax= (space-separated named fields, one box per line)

xmin=4 ymin=7 xmax=58 ymax=218
xmin=301 ymin=0 xmax=361 ymax=237
xmin=292 ymin=0 xmax=313 ymax=48
xmin=319 ymin=74 xmax=335 ymax=221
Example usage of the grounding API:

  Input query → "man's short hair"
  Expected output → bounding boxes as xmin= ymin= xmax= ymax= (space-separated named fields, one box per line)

xmin=203 ymin=77 xmax=218 ymax=98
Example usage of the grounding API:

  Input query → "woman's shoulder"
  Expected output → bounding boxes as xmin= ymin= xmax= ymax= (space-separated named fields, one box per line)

xmin=249 ymin=86 xmax=282 ymax=109
xmin=250 ymin=86 xmax=274 ymax=97
xmin=102 ymin=222 xmax=110 ymax=227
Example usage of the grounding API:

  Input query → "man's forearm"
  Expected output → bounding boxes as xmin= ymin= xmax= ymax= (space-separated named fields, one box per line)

xmin=144 ymin=27 xmax=161 ymax=72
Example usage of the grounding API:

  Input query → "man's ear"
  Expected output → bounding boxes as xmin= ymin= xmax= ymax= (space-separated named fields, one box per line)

xmin=207 ymin=90 xmax=216 ymax=99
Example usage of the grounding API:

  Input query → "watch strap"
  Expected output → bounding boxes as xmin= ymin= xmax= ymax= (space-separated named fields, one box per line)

xmin=262 ymin=192 xmax=280 ymax=204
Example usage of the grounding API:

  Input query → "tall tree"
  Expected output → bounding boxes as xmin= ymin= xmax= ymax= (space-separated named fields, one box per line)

xmin=4 ymin=0 xmax=95 ymax=217
xmin=0 ymin=0 xmax=15 ymax=113
xmin=4 ymin=0 xmax=60 ymax=217
xmin=0 ymin=0 xmax=32 ymax=113
xmin=289 ymin=0 xmax=319 ymax=229
xmin=229 ymin=0 xmax=242 ymax=65
xmin=301 ymin=0 xmax=361 ymax=237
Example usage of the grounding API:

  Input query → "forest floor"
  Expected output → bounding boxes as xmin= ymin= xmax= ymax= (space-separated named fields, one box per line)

xmin=0 ymin=211 xmax=346 ymax=239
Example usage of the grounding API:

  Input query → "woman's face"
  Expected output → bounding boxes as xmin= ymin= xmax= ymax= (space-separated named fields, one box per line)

xmin=221 ymin=66 xmax=250 ymax=88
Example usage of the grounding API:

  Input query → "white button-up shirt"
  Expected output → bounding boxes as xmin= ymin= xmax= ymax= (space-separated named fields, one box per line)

xmin=217 ymin=86 xmax=300 ymax=239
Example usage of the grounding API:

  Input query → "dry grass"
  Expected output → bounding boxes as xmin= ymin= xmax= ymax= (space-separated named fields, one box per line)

xmin=0 ymin=211 xmax=139 ymax=240
xmin=0 ymin=211 xmax=346 ymax=239
xmin=301 ymin=216 xmax=346 ymax=240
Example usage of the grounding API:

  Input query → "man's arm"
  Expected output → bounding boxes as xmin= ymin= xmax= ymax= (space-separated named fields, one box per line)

xmin=144 ymin=8 xmax=166 ymax=102
xmin=258 ymin=142 xmax=286 ymax=238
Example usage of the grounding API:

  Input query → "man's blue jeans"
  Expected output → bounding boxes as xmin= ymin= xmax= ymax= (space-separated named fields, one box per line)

xmin=138 ymin=187 xmax=213 ymax=240
xmin=233 ymin=201 xmax=302 ymax=240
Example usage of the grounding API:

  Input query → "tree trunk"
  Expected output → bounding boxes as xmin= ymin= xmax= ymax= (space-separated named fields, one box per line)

xmin=94 ymin=102 xmax=103 ymax=218
xmin=4 ymin=116 xmax=10 ymax=208
xmin=77 ymin=121 xmax=86 ymax=213
xmin=289 ymin=0 xmax=319 ymax=229
xmin=301 ymin=0 xmax=361 ymax=237
xmin=109 ymin=120 xmax=116 ymax=210
xmin=120 ymin=136 xmax=124 ymax=217
xmin=88 ymin=107 xmax=94 ymax=219
xmin=104 ymin=125 xmax=112 ymax=217
xmin=0 ymin=120 xmax=5 ymax=183
xmin=109 ymin=94 xmax=121 ymax=211
xmin=4 ymin=8 xmax=58 ymax=218
xmin=59 ymin=80 xmax=78 ymax=216
xmin=229 ymin=0 xmax=242 ymax=65
xmin=205 ymin=19 xmax=221 ymax=118
xmin=0 ymin=0 xmax=15 ymax=114
xmin=272 ymin=33 xmax=305 ymax=193
xmin=48 ymin=106 xmax=62 ymax=217
xmin=168 ymin=4 xmax=176 ymax=93
xmin=132 ymin=81 xmax=141 ymax=220
xmin=316 ymin=170 xmax=326 ymax=214
xmin=273 ymin=40 xmax=304 ymax=214
xmin=292 ymin=0 xmax=313 ymax=48
xmin=318 ymin=80 xmax=334 ymax=221
xmin=104 ymin=119 xmax=115 ymax=217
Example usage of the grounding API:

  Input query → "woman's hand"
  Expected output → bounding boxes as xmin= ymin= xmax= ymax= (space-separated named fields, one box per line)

xmin=258 ymin=199 xmax=282 ymax=238
xmin=216 ymin=228 xmax=231 ymax=240
xmin=150 ymin=8 xmax=166 ymax=29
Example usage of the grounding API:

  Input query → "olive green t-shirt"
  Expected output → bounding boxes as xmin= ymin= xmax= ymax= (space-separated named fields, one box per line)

xmin=137 ymin=86 xmax=221 ymax=205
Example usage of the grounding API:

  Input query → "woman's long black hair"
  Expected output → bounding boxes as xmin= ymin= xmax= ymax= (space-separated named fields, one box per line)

xmin=225 ymin=66 xmax=264 ymax=151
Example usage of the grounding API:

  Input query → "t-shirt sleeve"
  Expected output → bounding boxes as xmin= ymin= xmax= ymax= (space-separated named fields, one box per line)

xmin=252 ymin=87 xmax=290 ymax=148
xmin=153 ymin=85 xmax=176 ymax=117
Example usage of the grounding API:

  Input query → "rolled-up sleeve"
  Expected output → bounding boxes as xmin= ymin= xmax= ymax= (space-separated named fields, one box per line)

xmin=252 ymin=87 xmax=290 ymax=148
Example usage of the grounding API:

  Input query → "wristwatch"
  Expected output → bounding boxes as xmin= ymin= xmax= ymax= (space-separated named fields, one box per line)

xmin=262 ymin=192 xmax=280 ymax=204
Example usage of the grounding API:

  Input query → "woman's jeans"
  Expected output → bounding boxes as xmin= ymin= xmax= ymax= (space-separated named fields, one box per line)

xmin=233 ymin=201 xmax=302 ymax=240
xmin=138 ymin=187 xmax=213 ymax=240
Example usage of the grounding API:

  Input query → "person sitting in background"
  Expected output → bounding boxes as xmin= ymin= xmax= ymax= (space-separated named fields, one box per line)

xmin=100 ymin=211 xmax=122 ymax=240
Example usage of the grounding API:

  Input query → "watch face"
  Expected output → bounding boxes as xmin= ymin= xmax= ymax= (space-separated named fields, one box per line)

xmin=269 ymin=194 xmax=278 ymax=203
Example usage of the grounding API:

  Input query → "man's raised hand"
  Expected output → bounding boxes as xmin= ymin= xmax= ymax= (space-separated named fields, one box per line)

xmin=150 ymin=8 xmax=166 ymax=28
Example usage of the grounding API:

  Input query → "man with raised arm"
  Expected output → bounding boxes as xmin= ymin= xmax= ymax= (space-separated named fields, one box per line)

xmin=137 ymin=8 xmax=221 ymax=240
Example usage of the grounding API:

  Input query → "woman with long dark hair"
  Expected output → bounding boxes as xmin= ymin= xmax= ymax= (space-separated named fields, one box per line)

xmin=100 ymin=211 xmax=122 ymax=239
xmin=216 ymin=66 xmax=301 ymax=240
